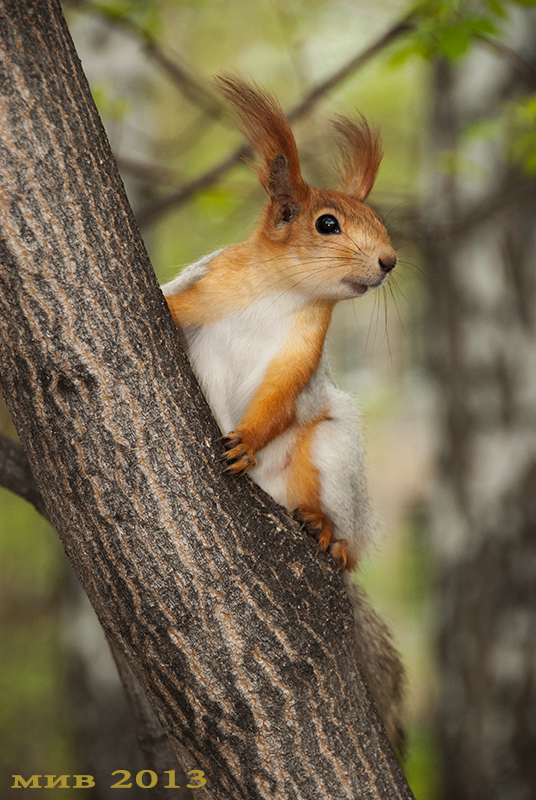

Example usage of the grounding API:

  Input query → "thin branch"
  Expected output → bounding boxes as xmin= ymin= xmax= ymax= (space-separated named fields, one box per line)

xmin=115 ymin=156 xmax=185 ymax=187
xmin=137 ymin=143 xmax=251 ymax=226
xmin=66 ymin=0 xmax=224 ymax=119
xmin=284 ymin=18 xmax=415 ymax=122
xmin=475 ymin=34 xmax=536 ymax=91
xmin=140 ymin=37 xmax=223 ymax=119
xmin=136 ymin=17 xmax=416 ymax=227
xmin=0 ymin=433 xmax=49 ymax=519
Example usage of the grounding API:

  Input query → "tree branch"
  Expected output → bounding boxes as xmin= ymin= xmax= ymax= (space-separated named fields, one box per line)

xmin=66 ymin=0 xmax=224 ymax=119
xmin=109 ymin=640 xmax=196 ymax=800
xmin=115 ymin=156 xmax=185 ymax=187
xmin=0 ymin=433 xmax=49 ymax=518
xmin=0 ymin=1 xmax=413 ymax=797
xmin=475 ymin=34 xmax=536 ymax=91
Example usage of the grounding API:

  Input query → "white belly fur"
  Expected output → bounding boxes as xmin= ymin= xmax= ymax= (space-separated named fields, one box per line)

xmin=182 ymin=292 xmax=307 ymax=506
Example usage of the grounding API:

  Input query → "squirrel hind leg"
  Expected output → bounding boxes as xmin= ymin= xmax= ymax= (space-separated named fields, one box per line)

xmin=329 ymin=538 xmax=358 ymax=572
xmin=288 ymin=420 xmax=348 ymax=567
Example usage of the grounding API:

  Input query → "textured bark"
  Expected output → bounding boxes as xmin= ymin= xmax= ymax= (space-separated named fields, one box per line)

xmin=109 ymin=640 xmax=194 ymax=800
xmin=0 ymin=1 xmax=412 ymax=798
xmin=425 ymin=28 xmax=536 ymax=800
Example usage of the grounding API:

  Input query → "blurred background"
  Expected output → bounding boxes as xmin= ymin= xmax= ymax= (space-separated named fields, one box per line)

xmin=1 ymin=0 xmax=535 ymax=797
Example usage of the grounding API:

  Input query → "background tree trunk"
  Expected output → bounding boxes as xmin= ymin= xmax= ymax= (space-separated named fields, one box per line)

xmin=424 ymin=16 xmax=536 ymax=799
xmin=0 ymin=1 xmax=412 ymax=797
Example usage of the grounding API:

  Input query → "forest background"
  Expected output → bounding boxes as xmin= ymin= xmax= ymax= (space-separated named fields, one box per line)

xmin=1 ymin=0 xmax=535 ymax=798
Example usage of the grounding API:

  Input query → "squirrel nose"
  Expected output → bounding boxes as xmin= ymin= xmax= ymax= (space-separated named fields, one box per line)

xmin=379 ymin=254 xmax=397 ymax=273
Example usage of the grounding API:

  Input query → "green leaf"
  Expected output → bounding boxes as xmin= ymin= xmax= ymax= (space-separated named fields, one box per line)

xmin=439 ymin=27 xmax=472 ymax=59
xmin=93 ymin=0 xmax=162 ymax=38
xmin=486 ymin=0 xmax=508 ymax=17
xmin=468 ymin=16 xmax=499 ymax=35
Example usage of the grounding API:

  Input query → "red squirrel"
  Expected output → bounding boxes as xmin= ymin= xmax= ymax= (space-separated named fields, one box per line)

xmin=163 ymin=76 xmax=404 ymax=748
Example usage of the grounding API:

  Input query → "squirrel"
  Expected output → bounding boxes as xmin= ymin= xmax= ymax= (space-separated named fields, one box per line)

xmin=162 ymin=75 xmax=404 ymax=750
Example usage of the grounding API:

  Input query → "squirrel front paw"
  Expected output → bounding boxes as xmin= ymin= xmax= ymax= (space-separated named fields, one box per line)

xmin=220 ymin=431 xmax=257 ymax=476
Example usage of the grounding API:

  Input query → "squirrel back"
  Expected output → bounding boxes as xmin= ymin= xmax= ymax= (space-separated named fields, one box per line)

xmin=162 ymin=76 xmax=404 ymax=751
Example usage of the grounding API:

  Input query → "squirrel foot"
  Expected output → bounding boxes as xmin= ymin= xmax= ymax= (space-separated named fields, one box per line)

xmin=328 ymin=538 xmax=349 ymax=571
xmin=292 ymin=506 xmax=334 ymax=551
xmin=220 ymin=431 xmax=257 ymax=475
xmin=293 ymin=507 xmax=348 ymax=571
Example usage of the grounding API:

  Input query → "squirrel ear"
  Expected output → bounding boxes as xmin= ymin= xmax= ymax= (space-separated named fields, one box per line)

xmin=332 ymin=114 xmax=383 ymax=201
xmin=215 ymin=75 xmax=309 ymax=216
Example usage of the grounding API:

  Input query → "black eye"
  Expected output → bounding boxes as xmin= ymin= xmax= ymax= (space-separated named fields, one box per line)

xmin=315 ymin=214 xmax=341 ymax=235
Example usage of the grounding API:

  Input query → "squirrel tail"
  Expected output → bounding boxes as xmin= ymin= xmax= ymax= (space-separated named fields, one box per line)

xmin=343 ymin=573 xmax=406 ymax=755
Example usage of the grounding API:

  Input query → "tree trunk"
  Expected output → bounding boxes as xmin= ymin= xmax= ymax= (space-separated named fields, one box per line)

xmin=424 ymin=22 xmax=536 ymax=800
xmin=0 ymin=1 xmax=412 ymax=797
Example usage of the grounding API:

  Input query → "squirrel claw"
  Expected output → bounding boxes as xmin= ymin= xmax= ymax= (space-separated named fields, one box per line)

xmin=293 ymin=506 xmax=334 ymax=552
xmin=221 ymin=431 xmax=257 ymax=475
xmin=293 ymin=507 xmax=348 ymax=570
xmin=220 ymin=431 xmax=242 ymax=450
xmin=329 ymin=538 xmax=349 ymax=571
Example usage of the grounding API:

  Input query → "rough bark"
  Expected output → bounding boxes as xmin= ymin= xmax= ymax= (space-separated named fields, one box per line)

xmin=0 ymin=1 xmax=412 ymax=798
xmin=424 ymin=26 xmax=536 ymax=800
xmin=109 ymin=640 xmax=194 ymax=800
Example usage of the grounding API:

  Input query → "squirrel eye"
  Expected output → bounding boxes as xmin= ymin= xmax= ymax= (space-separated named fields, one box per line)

xmin=315 ymin=214 xmax=341 ymax=235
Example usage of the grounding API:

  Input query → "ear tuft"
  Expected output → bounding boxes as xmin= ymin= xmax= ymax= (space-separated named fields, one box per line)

xmin=332 ymin=114 xmax=383 ymax=201
xmin=214 ymin=74 xmax=309 ymax=211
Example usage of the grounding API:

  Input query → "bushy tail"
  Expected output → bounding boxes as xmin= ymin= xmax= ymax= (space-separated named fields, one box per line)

xmin=343 ymin=573 xmax=406 ymax=754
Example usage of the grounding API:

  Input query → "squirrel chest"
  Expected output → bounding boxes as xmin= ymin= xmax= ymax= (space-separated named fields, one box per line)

xmin=183 ymin=289 xmax=310 ymax=435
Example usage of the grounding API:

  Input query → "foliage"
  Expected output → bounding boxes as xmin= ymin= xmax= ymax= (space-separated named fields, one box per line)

xmin=509 ymin=93 xmax=536 ymax=171
xmin=90 ymin=0 xmax=162 ymax=38
xmin=389 ymin=0 xmax=536 ymax=174
xmin=395 ymin=0 xmax=536 ymax=61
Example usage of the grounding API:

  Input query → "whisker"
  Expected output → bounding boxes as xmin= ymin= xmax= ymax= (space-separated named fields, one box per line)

xmin=397 ymin=259 xmax=429 ymax=286
xmin=383 ymin=287 xmax=393 ymax=363
xmin=340 ymin=229 xmax=366 ymax=256
xmin=382 ymin=201 xmax=408 ymax=227
xmin=390 ymin=274 xmax=417 ymax=313
xmin=366 ymin=290 xmax=382 ymax=355
xmin=388 ymin=281 xmax=407 ymax=339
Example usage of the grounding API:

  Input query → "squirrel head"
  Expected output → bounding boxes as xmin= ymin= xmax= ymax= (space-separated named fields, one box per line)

xmin=215 ymin=75 xmax=397 ymax=301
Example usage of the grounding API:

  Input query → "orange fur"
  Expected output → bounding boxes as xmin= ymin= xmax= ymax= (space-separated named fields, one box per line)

xmin=165 ymin=244 xmax=257 ymax=328
xmin=215 ymin=75 xmax=309 ymax=212
xmin=287 ymin=416 xmax=334 ymax=548
xmin=286 ymin=417 xmax=325 ymax=512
